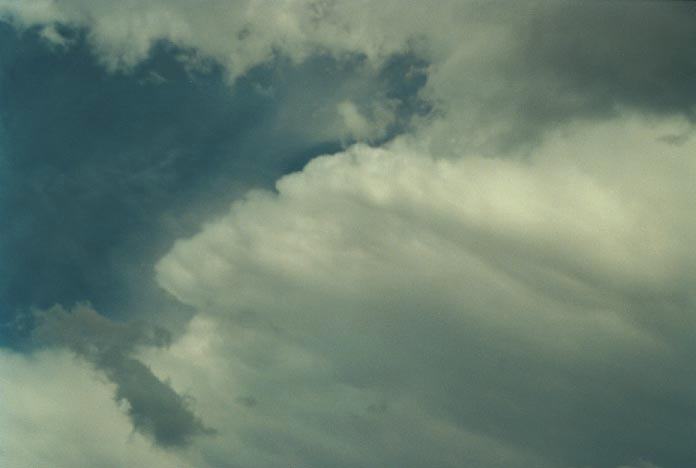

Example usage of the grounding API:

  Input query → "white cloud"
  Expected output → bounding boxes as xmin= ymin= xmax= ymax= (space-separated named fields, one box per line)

xmin=158 ymin=115 xmax=696 ymax=312
xmin=336 ymin=100 xmax=370 ymax=140
xmin=147 ymin=114 xmax=696 ymax=467
xmin=0 ymin=349 xmax=188 ymax=468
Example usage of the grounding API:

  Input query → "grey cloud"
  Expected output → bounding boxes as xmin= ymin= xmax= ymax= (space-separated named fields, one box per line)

xmin=415 ymin=1 xmax=696 ymax=155
xmin=32 ymin=304 xmax=213 ymax=447
xmin=3 ymin=2 xmax=696 ymax=467
xmin=32 ymin=303 xmax=171 ymax=355
xmin=236 ymin=396 xmax=258 ymax=408
xmin=0 ymin=23 xmax=426 ymax=344
xmin=103 ymin=353 xmax=214 ymax=447
xmin=5 ymin=1 xmax=696 ymax=152
xmin=154 ymin=118 xmax=696 ymax=467
xmin=511 ymin=2 xmax=696 ymax=125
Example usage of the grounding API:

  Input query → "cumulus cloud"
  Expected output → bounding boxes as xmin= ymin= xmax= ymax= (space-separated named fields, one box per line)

xmin=31 ymin=304 xmax=213 ymax=447
xmin=149 ymin=115 xmax=696 ymax=467
xmin=3 ymin=1 xmax=696 ymax=467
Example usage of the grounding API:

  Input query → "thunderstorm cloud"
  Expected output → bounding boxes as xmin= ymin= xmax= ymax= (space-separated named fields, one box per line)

xmin=1 ymin=1 xmax=696 ymax=467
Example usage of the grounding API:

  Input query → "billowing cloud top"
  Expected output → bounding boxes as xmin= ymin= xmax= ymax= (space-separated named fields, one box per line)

xmin=1 ymin=1 xmax=696 ymax=468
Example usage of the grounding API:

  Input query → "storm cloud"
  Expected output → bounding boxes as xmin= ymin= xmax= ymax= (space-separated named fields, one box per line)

xmin=2 ymin=1 xmax=696 ymax=467
xmin=0 ymin=21 xmax=426 ymax=342
xmin=153 ymin=117 xmax=696 ymax=467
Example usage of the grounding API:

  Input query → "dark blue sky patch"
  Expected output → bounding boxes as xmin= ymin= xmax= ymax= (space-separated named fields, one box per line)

xmin=0 ymin=23 xmax=428 ymax=345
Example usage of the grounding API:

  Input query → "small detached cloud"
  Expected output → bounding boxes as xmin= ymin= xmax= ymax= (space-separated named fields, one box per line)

xmin=336 ymin=99 xmax=396 ymax=142
xmin=38 ymin=23 xmax=72 ymax=49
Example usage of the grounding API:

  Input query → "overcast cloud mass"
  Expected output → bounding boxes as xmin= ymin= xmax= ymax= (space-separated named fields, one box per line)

xmin=2 ymin=1 xmax=696 ymax=467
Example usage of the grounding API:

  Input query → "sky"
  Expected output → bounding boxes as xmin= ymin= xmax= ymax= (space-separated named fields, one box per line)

xmin=1 ymin=1 xmax=695 ymax=467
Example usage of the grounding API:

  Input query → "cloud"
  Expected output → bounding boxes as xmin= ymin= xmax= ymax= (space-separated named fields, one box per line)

xmin=32 ymin=303 xmax=171 ymax=354
xmin=4 ymin=1 xmax=696 ymax=152
xmin=31 ymin=304 xmax=213 ymax=447
xmin=0 ymin=24 xmax=425 ymax=339
xmin=336 ymin=99 xmax=396 ymax=142
xmin=3 ymin=2 xmax=696 ymax=467
xmin=150 ymin=114 xmax=696 ymax=467
xmin=0 ymin=348 xmax=188 ymax=468
xmin=2 ymin=0 xmax=420 ymax=74
xmin=38 ymin=23 xmax=71 ymax=48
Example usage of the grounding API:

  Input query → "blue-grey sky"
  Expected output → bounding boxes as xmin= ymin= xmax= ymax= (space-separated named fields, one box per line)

xmin=2 ymin=2 xmax=696 ymax=468
xmin=0 ymin=22 xmax=427 ymax=339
